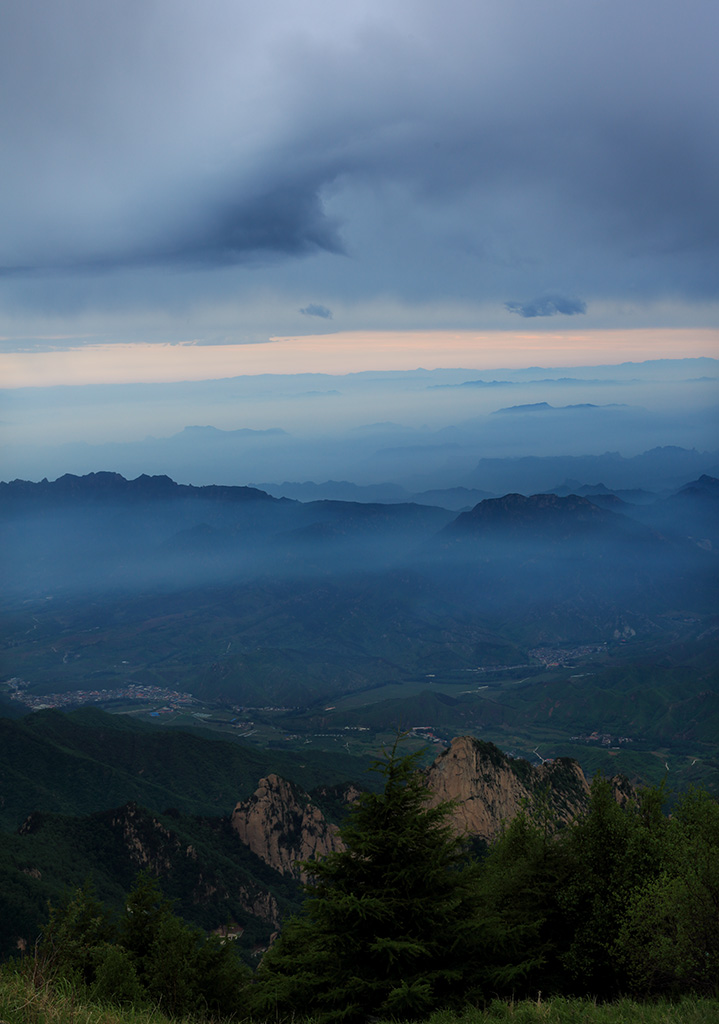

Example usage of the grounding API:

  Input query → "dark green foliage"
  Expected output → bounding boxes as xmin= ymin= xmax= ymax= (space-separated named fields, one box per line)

xmin=4 ymin=708 xmax=718 ymax=1013
xmin=475 ymin=775 xmax=719 ymax=1003
xmin=253 ymin=740 xmax=484 ymax=1022
xmin=615 ymin=788 xmax=719 ymax=998
xmin=474 ymin=799 xmax=572 ymax=997
xmin=4 ymin=760 xmax=718 ymax=1017
xmin=555 ymin=776 xmax=658 ymax=996
xmin=37 ymin=873 xmax=250 ymax=1018
xmin=0 ymin=801 xmax=303 ymax=962
xmin=0 ymin=701 xmax=369 ymax=961
xmin=0 ymin=707 xmax=372 ymax=831
xmin=39 ymin=881 xmax=117 ymax=989
xmin=89 ymin=943 xmax=144 ymax=1006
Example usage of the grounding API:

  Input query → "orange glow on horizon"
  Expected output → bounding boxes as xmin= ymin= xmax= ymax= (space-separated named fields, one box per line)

xmin=0 ymin=327 xmax=716 ymax=389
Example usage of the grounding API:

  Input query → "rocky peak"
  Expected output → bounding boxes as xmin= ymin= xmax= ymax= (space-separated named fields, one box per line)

xmin=230 ymin=739 xmax=621 ymax=879
xmin=231 ymin=774 xmax=343 ymax=880
xmin=446 ymin=492 xmax=615 ymax=539
xmin=425 ymin=736 xmax=590 ymax=842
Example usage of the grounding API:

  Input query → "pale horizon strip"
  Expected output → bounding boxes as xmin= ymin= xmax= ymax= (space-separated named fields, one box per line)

xmin=1 ymin=328 xmax=717 ymax=389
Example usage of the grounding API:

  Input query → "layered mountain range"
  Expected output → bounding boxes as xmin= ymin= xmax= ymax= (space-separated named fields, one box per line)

xmin=2 ymin=468 xmax=714 ymax=608
xmin=1 ymin=470 xmax=716 ymax=746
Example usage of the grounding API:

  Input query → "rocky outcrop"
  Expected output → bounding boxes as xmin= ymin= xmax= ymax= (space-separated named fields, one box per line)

xmin=8 ymin=801 xmax=290 ymax=958
xmin=230 ymin=738 xmax=626 ymax=881
xmin=104 ymin=804 xmax=287 ymax=930
xmin=108 ymin=803 xmax=177 ymax=872
xmin=426 ymin=736 xmax=590 ymax=841
xmin=231 ymin=774 xmax=343 ymax=880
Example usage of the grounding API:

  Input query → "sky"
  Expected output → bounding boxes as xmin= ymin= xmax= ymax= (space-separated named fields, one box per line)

xmin=1 ymin=0 xmax=718 ymax=392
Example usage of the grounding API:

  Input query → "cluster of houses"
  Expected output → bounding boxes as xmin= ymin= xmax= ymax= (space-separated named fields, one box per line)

xmin=6 ymin=681 xmax=197 ymax=711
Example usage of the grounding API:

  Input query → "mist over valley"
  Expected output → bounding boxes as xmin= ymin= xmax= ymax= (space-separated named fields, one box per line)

xmin=2 ymin=1 xmax=719 ymax=1006
xmin=2 ymin=358 xmax=717 ymax=800
xmin=2 ymin=358 xmax=716 ymax=489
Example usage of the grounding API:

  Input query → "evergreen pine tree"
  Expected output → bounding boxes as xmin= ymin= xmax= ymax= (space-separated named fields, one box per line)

xmin=254 ymin=739 xmax=483 ymax=1023
xmin=118 ymin=871 xmax=249 ymax=1018
xmin=474 ymin=800 xmax=572 ymax=998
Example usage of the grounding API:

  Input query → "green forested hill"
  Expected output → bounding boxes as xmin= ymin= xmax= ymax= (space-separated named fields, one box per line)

xmin=0 ymin=707 xmax=376 ymax=961
xmin=0 ymin=800 xmax=302 ymax=961
xmin=0 ymin=708 xmax=372 ymax=831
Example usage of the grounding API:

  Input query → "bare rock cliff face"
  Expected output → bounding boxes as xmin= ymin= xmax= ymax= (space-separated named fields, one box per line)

xmin=231 ymin=738 xmax=607 ymax=879
xmin=108 ymin=803 xmax=177 ymax=873
xmin=107 ymin=804 xmax=283 ymax=929
xmin=425 ymin=736 xmax=590 ymax=842
xmin=231 ymin=774 xmax=343 ymax=879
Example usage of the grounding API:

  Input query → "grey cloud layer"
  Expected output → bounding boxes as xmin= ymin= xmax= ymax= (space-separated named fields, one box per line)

xmin=1 ymin=0 xmax=717 ymax=335
xmin=506 ymin=297 xmax=588 ymax=319
xmin=300 ymin=305 xmax=333 ymax=319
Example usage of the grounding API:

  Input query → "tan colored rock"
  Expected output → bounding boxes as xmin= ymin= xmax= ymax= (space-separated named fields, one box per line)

xmin=230 ymin=739 xmax=619 ymax=886
xmin=425 ymin=735 xmax=590 ymax=842
xmin=231 ymin=774 xmax=343 ymax=880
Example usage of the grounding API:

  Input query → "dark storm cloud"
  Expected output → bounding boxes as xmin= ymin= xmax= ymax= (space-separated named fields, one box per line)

xmin=0 ymin=187 xmax=342 ymax=273
xmin=1 ymin=0 xmax=718 ymax=337
xmin=505 ymin=297 xmax=588 ymax=319
xmin=300 ymin=304 xmax=333 ymax=319
xmin=156 ymin=182 xmax=345 ymax=267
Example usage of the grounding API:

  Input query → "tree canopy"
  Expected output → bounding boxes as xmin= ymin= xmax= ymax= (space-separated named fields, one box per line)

xmin=19 ymin=747 xmax=719 ymax=1018
xmin=252 ymin=740 xmax=484 ymax=1022
xmin=37 ymin=872 xmax=249 ymax=1018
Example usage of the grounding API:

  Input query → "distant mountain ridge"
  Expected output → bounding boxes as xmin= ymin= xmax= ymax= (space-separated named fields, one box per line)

xmin=492 ymin=402 xmax=626 ymax=414
xmin=5 ymin=356 xmax=715 ymax=488
xmin=446 ymin=492 xmax=629 ymax=537
xmin=471 ymin=446 xmax=719 ymax=495
xmin=9 ymin=441 xmax=713 ymax=505
xmin=1 ymin=470 xmax=716 ymax=714
xmin=0 ymin=471 xmax=277 ymax=506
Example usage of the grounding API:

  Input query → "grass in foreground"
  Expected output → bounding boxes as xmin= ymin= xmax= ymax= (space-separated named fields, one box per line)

xmin=2 ymin=966 xmax=719 ymax=1024
xmin=0 ymin=965 xmax=176 ymax=1024
xmin=423 ymin=997 xmax=719 ymax=1024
